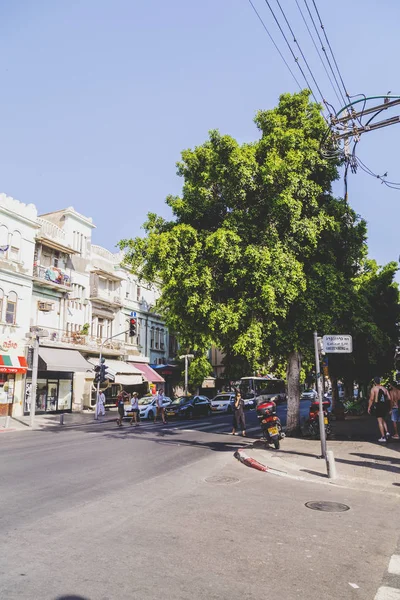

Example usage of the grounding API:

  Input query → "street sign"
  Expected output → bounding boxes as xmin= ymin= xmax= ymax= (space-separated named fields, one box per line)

xmin=322 ymin=335 xmax=353 ymax=354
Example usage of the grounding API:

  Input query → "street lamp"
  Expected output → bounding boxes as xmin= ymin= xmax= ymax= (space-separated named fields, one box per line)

xmin=179 ymin=354 xmax=194 ymax=396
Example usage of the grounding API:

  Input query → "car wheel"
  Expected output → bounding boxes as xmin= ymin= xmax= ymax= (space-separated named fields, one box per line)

xmin=148 ymin=410 xmax=154 ymax=420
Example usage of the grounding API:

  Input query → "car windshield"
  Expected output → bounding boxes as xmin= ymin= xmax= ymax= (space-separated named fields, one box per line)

xmin=139 ymin=397 xmax=154 ymax=405
xmin=171 ymin=396 xmax=191 ymax=405
xmin=213 ymin=396 xmax=230 ymax=402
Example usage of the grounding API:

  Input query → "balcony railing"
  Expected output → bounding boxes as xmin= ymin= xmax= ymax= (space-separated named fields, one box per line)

xmin=33 ymin=265 xmax=72 ymax=288
xmin=90 ymin=289 xmax=122 ymax=305
xmin=31 ymin=326 xmax=124 ymax=351
xmin=37 ymin=218 xmax=67 ymax=243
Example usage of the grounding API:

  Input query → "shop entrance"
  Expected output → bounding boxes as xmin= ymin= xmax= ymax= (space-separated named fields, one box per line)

xmin=25 ymin=372 xmax=73 ymax=414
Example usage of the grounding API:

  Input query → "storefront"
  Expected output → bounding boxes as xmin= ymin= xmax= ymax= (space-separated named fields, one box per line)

xmin=0 ymin=338 xmax=28 ymax=417
xmin=24 ymin=347 xmax=92 ymax=414
xmin=87 ymin=358 xmax=144 ymax=406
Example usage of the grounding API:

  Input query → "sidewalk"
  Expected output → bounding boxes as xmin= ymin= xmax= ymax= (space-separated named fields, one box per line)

xmin=0 ymin=409 xmax=118 ymax=432
xmin=236 ymin=414 xmax=400 ymax=496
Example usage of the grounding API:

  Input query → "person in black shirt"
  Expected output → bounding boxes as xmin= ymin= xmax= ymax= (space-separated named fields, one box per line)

xmin=231 ymin=391 xmax=246 ymax=436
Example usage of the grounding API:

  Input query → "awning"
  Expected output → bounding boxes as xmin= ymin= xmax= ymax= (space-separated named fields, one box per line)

xmin=0 ymin=354 xmax=28 ymax=374
xmin=88 ymin=358 xmax=143 ymax=386
xmin=129 ymin=362 xmax=165 ymax=384
xmin=38 ymin=348 xmax=92 ymax=372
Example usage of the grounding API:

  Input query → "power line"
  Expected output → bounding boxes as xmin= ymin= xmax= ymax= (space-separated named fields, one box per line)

xmin=311 ymin=0 xmax=349 ymax=101
xmin=302 ymin=0 xmax=347 ymax=108
xmin=262 ymin=0 xmax=320 ymax=105
xmin=274 ymin=0 xmax=326 ymax=107
xmin=294 ymin=0 xmax=341 ymax=108
xmin=247 ymin=0 xmax=302 ymax=89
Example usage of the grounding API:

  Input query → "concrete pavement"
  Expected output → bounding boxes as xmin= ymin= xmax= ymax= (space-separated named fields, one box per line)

xmin=1 ymin=412 xmax=400 ymax=599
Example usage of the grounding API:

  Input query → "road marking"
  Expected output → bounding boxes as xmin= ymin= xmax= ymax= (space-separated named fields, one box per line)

xmin=375 ymin=586 xmax=400 ymax=600
xmin=388 ymin=556 xmax=400 ymax=576
xmin=348 ymin=582 xmax=359 ymax=589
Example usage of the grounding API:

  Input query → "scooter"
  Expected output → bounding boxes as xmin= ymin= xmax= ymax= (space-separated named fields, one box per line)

xmin=307 ymin=399 xmax=332 ymax=438
xmin=256 ymin=398 xmax=284 ymax=449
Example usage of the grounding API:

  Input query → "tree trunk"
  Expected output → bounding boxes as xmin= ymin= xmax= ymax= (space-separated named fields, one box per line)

xmin=331 ymin=375 xmax=339 ymax=411
xmin=344 ymin=378 xmax=354 ymax=401
xmin=286 ymin=350 xmax=301 ymax=436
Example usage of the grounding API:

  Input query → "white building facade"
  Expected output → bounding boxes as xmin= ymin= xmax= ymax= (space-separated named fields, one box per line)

xmin=0 ymin=197 xmax=174 ymax=418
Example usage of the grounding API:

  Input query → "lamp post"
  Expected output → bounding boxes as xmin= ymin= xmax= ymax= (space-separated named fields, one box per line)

xmin=179 ymin=354 xmax=194 ymax=396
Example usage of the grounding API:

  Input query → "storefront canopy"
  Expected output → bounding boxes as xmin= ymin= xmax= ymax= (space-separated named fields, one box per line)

xmin=38 ymin=348 xmax=92 ymax=373
xmin=0 ymin=353 xmax=28 ymax=374
xmin=129 ymin=362 xmax=165 ymax=384
xmin=87 ymin=358 xmax=143 ymax=386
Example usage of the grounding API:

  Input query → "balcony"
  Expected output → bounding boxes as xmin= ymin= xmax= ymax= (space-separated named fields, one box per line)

xmin=90 ymin=288 xmax=122 ymax=307
xmin=31 ymin=326 xmax=124 ymax=356
xmin=36 ymin=218 xmax=78 ymax=255
xmin=33 ymin=265 xmax=72 ymax=291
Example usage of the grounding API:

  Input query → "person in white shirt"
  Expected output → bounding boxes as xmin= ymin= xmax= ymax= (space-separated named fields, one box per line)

xmin=130 ymin=392 xmax=139 ymax=426
xmin=97 ymin=391 xmax=106 ymax=417
xmin=154 ymin=389 xmax=166 ymax=424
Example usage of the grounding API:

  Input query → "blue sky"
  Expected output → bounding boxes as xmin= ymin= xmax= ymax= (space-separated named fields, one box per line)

xmin=1 ymin=0 xmax=399 ymax=269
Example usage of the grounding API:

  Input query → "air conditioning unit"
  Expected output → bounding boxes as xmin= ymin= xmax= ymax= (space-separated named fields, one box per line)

xmin=38 ymin=301 xmax=54 ymax=312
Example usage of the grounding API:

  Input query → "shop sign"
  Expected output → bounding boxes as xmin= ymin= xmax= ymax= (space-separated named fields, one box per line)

xmin=0 ymin=336 xmax=25 ymax=354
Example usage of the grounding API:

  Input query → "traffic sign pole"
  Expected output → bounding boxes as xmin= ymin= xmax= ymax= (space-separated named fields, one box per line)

xmin=314 ymin=331 xmax=327 ymax=460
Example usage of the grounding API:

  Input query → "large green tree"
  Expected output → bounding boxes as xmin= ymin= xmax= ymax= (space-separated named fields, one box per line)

xmin=119 ymin=91 xmax=367 ymax=432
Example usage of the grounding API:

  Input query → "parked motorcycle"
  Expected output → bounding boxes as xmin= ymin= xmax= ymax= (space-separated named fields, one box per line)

xmin=307 ymin=399 xmax=332 ymax=438
xmin=256 ymin=399 xmax=284 ymax=449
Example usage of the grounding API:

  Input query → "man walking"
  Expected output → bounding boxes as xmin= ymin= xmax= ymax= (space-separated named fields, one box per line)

xmin=388 ymin=382 xmax=400 ymax=439
xmin=97 ymin=390 xmax=106 ymax=417
xmin=368 ymin=377 xmax=390 ymax=442
xmin=154 ymin=389 xmax=166 ymax=425
xmin=130 ymin=392 xmax=140 ymax=426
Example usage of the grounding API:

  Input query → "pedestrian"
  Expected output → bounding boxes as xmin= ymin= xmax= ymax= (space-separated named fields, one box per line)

xmin=130 ymin=392 xmax=140 ymax=426
xmin=154 ymin=389 xmax=166 ymax=424
xmin=231 ymin=391 xmax=246 ymax=436
xmin=368 ymin=377 xmax=390 ymax=442
xmin=116 ymin=390 xmax=127 ymax=427
xmin=388 ymin=382 xmax=400 ymax=439
xmin=96 ymin=390 xmax=106 ymax=417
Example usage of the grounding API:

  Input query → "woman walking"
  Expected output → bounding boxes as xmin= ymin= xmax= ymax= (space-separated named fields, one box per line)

xmin=116 ymin=390 xmax=128 ymax=427
xmin=231 ymin=391 xmax=246 ymax=436
xmin=368 ymin=377 xmax=390 ymax=442
xmin=130 ymin=392 xmax=140 ymax=426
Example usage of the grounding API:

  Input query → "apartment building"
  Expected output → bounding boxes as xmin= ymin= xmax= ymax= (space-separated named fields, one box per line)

xmin=0 ymin=197 xmax=173 ymax=418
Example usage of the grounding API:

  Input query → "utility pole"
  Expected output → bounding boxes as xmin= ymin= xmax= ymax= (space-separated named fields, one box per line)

xmin=94 ymin=328 xmax=129 ymax=420
xmin=179 ymin=354 xmax=194 ymax=396
xmin=313 ymin=332 xmax=327 ymax=460
xmin=30 ymin=335 xmax=39 ymax=428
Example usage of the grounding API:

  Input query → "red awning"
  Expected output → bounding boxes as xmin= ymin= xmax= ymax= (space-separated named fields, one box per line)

xmin=0 ymin=354 xmax=28 ymax=374
xmin=129 ymin=362 xmax=165 ymax=384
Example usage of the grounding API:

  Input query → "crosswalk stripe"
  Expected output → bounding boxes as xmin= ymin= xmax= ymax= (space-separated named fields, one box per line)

xmin=374 ymin=586 xmax=400 ymax=599
xmin=388 ymin=556 xmax=400 ymax=576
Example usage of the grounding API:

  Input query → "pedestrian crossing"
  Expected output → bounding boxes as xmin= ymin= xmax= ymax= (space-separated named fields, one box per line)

xmin=375 ymin=554 xmax=400 ymax=599
xmin=119 ymin=417 xmax=260 ymax=438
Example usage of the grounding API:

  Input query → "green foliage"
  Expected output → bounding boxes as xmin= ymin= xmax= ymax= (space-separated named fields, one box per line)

xmin=119 ymin=91 xmax=396 ymax=425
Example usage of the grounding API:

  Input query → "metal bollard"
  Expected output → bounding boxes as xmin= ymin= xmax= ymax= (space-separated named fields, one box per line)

xmin=60 ymin=413 xmax=64 ymax=426
xmin=326 ymin=450 xmax=337 ymax=479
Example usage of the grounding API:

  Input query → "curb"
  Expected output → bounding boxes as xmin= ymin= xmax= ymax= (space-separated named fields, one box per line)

xmin=0 ymin=428 xmax=17 ymax=434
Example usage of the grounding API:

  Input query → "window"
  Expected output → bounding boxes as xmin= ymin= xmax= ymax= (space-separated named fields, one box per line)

xmin=155 ymin=327 xmax=160 ymax=349
xmin=150 ymin=326 xmax=155 ymax=349
xmin=9 ymin=231 xmax=21 ymax=261
xmin=137 ymin=286 xmax=141 ymax=302
xmin=5 ymin=291 xmax=17 ymax=325
xmin=0 ymin=225 xmax=8 ymax=248
xmin=0 ymin=289 xmax=3 ymax=321
xmin=97 ymin=318 xmax=104 ymax=339
xmin=160 ymin=328 xmax=165 ymax=350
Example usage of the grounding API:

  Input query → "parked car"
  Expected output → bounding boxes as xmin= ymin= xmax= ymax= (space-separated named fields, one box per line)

xmin=211 ymin=393 xmax=235 ymax=414
xmin=301 ymin=389 xmax=318 ymax=401
xmin=165 ymin=395 xmax=212 ymax=419
xmin=124 ymin=395 xmax=171 ymax=420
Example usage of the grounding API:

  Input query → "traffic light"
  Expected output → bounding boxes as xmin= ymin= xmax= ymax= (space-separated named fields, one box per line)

xmin=100 ymin=363 xmax=108 ymax=383
xmin=129 ymin=318 xmax=137 ymax=337
xmin=94 ymin=365 xmax=101 ymax=384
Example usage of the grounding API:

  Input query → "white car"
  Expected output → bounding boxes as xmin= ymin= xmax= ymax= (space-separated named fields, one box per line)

xmin=124 ymin=395 xmax=171 ymax=420
xmin=211 ymin=393 xmax=235 ymax=414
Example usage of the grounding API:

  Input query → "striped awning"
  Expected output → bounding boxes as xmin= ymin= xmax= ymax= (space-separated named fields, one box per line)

xmin=0 ymin=354 xmax=28 ymax=374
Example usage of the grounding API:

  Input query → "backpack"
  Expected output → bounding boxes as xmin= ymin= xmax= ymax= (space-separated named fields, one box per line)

xmin=378 ymin=388 xmax=387 ymax=403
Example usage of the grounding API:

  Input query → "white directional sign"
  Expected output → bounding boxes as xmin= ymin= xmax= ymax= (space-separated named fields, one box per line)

xmin=322 ymin=335 xmax=352 ymax=353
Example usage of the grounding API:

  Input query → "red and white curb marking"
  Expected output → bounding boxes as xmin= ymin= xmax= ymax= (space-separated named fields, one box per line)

xmin=234 ymin=448 xmax=289 ymax=477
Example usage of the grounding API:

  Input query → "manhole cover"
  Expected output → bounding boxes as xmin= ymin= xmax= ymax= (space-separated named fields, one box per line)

xmin=205 ymin=476 xmax=240 ymax=484
xmin=305 ymin=501 xmax=350 ymax=512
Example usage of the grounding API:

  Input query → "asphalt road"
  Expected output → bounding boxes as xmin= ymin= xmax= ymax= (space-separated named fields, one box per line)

xmin=1 ymin=408 xmax=398 ymax=600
